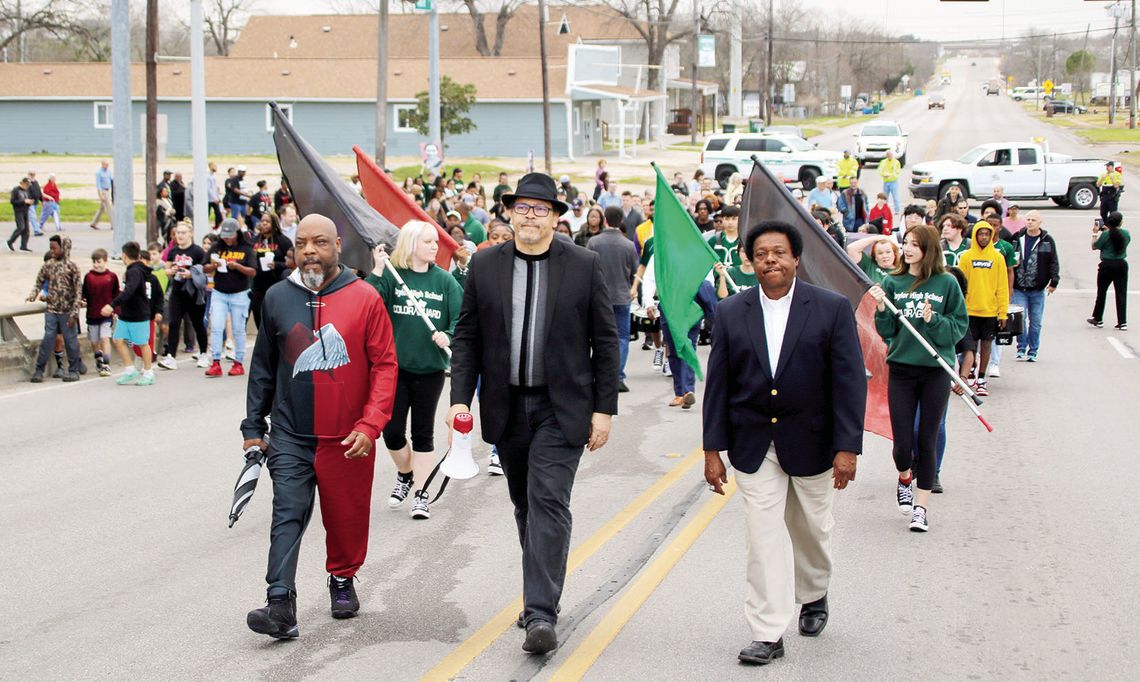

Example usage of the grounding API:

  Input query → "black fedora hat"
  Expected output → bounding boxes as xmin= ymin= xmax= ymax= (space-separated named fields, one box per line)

xmin=500 ymin=173 xmax=570 ymax=215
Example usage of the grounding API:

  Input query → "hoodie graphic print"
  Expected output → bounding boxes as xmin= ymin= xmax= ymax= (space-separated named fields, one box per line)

xmin=242 ymin=266 xmax=399 ymax=444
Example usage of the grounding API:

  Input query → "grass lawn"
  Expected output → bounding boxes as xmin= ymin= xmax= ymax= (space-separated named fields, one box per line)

xmin=0 ymin=199 xmax=147 ymax=223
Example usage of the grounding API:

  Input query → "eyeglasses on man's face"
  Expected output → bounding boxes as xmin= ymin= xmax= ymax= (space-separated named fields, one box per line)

xmin=513 ymin=202 xmax=552 ymax=217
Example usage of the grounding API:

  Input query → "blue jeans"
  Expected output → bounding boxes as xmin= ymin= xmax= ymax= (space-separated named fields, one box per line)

xmin=35 ymin=312 xmax=81 ymax=373
xmin=1011 ymin=289 xmax=1046 ymax=355
xmin=28 ymin=203 xmax=40 ymax=233
xmin=209 ymin=289 xmax=250 ymax=362
xmin=661 ymin=320 xmax=698 ymax=396
xmin=228 ymin=202 xmax=248 ymax=221
xmin=882 ymin=180 xmax=900 ymax=213
xmin=613 ymin=304 xmax=631 ymax=381
xmin=38 ymin=201 xmax=61 ymax=231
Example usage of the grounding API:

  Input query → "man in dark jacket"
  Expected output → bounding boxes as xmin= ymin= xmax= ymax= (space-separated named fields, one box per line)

xmin=7 ymin=177 xmax=34 ymax=252
xmin=27 ymin=234 xmax=83 ymax=382
xmin=703 ymin=221 xmax=865 ymax=666
xmin=448 ymin=172 xmax=619 ymax=655
xmin=104 ymin=241 xmax=161 ymax=385
xmin=589 ymin=206 xmax=639 ymax=392
xmin=242 ymin=214 xmax=398 ymax=639
xmin=1011 ymin=210 xmax=1059 ymax=361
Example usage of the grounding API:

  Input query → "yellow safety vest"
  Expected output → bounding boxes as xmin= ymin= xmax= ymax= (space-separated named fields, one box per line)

xmin=837 ymin=158 xmax=859 ymax=188
xmin=879 ymin=158 xmax=901 ymax=183
xmin=1098 ymin=171 xmax=1123 ymax=187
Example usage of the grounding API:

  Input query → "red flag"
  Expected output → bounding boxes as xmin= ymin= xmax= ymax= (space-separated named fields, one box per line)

xmin=353 ymin=145 xmax=457 ymax=269
xmin=739 ymin=158 xmax=892 ymax=440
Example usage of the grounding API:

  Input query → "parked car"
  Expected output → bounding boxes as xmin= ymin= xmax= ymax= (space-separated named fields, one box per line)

xmin=854 ymin=120 xmax=908 ymax=166
xmin=1010 ymin=86 xmax=1052 ymax=102
xmin=699 ymin=133 xmax=841 ymax=189
xmin=986 ymin=80 xmax=1001 ymax=95
xmin=1047 ymin=99 xmax=1087 ymax=114
xmin=928 ymin=93 xmax=946 ymax=110
xmin=909 ymin=141 xmax=1111 ymax=210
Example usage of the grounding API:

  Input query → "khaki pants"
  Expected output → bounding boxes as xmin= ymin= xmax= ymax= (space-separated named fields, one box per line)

xmin=91 ymin=189 xmax=113 ymax=226
xmin=735 ymin=446 xmax=834 ymax=642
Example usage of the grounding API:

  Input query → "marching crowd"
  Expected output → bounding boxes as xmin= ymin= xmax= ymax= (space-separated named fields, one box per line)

xmin=7 ymin=156 xmax=1133 ymax=664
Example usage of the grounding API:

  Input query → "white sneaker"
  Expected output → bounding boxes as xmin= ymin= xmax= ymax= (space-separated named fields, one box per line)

xmin=224 ymin=348 xmax=237 ymax=361
xmin=488 ymin=452 xmax=503 ymax=476
xmin=156 ymin=354 xmax=178 ymax=371
xmin=989 ymin=363 xmax=1001 ymax=378
xmin=388 ymin=477 xmax=412 ymax=508
xmin=897 ymin=479 xmax=914 ymax=514
xmin=909 ymin=505 xmax=929 ymax=532
xmin=196 ymin=355 xmax=211 ymax=369
xmin=652 ymin=348 xmax=664 ymax=370
xmin=410 ymin=490 xmax=431 ymax=520
xmin=225 ymin=339 xmax=234 ymax=352
xmin=662 ymin=361 xmax=672 ymax=377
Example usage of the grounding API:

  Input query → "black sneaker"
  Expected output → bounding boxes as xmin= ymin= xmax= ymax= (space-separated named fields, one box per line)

xmin=618 ymin=381 xmax=630 ymax=393
xmin=388 ymin=475 xmax=412 ymax=508
xmin=52 ymin=365 xmax=64 ymax=380
xmin=931 ymin=473 xmax=943 ymax=494
xmin=1116 ymin=323 xmax=1128 ymax=331
xmin=897 ymin=479 xmax=914 ymax=514
xmin=75 ymin=360 xmax=88 ymax=376
xmin=30 ymin=370 xmax=44 ymax=383
xmin=247 ymin=594 xmax=299 ymax=639
xmin=62 ymin=371 xmax=80 ymax=382
xmin=1088 ymin=317 xmax=1104 ymax=328
xmin=410 ymin=490 xmax=431 ymax=520
xmin=328 ymin=575 xmax=359 ymax=619
xmin=909 ymin=505 xmax=929 ymax=532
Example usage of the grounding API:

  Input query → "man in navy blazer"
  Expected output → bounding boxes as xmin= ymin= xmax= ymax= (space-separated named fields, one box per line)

xmin=703 ymin=220 xmax=866 ymax=666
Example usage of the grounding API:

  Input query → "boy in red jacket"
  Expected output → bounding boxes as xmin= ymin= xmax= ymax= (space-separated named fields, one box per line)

xmin=868 ymin=191 xmax=894 ymax=235
xmin=81 ymin=248 xmax=120 ymax=376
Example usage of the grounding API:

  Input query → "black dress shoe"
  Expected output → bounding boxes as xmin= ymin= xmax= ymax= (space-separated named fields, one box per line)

xmin=522 ymin=621 xmax=558 ymax=655
xmin=799 ymin=594 xmax=828 ymax=637
xmin=618 ymin=381 xmax=630 ymax=393
xmin=738 ymin=638 xmax=784 ymax=665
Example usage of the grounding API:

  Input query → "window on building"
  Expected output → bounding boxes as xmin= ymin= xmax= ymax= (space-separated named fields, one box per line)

xmin=393 ymin=105 xmax=417 ymax=133
xmin=94 ymin=102 xmax=113 ymax=129
xmin=267 ymin=103 xmax=293 ymax=132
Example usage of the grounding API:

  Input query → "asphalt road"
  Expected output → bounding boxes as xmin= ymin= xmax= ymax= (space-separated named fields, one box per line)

xmin=2 ymin=56 xmax=1138 ymax=680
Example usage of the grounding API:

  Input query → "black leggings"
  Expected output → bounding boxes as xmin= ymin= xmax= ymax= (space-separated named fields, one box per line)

xmin=888 ymin=363 xmax=950 ymax=491
xmin=382 ymin=369 xmax=446 ymax=452
xmin=164 ymin=288 xmax=207 ymax=358
xmin=1092 ymin=259 xmax=1128 ymax=325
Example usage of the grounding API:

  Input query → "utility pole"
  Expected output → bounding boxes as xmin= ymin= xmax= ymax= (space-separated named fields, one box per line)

xmin=690 ymin=1 xmax=699 ymax=144
xmin=190 ymin=0 xmax=207 ymax=240
xmin=729 ymin=7 xmax=742 ymax=118
xmin=111 ymin=0 xmax=134 ymax=255
xmin=145 ymin=0 xmax=158 ymax=244
xmin=375 ymin=0 xmax=388 ymax=166
xmin=1130 ymin=0 xmax=1137 ymax=129
xmin=537 ymin=0 xmax=552 ymax=172
xmin=1110 ymin=3 xmax=1122 ymax=125
xmin=1051 ymin=32 xmax=1057 ymax=83
xmin=428 ymin=2 xmax=441 ymax=155
xmin=765 ymin=0 xmax=774 ymax=126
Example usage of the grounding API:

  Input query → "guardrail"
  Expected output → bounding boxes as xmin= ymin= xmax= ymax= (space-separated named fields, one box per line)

xmin=0 ymin=302 xmax=46 ymax=344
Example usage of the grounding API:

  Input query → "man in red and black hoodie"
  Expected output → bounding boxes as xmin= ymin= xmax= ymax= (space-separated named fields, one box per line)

xmin=241 ymin=214 xmax=398 ymax=639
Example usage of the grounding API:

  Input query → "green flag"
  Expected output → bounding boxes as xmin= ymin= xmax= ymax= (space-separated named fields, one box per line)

xmin=651 ymin=163 xmax=718 ymax=380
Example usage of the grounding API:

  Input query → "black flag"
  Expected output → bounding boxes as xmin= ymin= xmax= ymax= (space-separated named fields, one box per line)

xmin=270 ymin=103 xmax=399 ymax=273
xmin=738 ymin=157 xmax=870 ymax=307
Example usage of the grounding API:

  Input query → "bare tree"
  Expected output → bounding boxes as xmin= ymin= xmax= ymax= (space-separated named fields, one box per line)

xmin=203 ymin=0 xmax=251 ymax=56
xmin=446 ymin=0 xmax=525 ymax=57
xmin=0 ymin=0 xmax=100 ymax=56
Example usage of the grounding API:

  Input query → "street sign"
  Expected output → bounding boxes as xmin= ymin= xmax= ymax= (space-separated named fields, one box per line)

xmin=1060 ymin=82 xmax=1073 ymax=95
xmin=414 ymin=0 xmax=432 ymax=10
xmin=697 ymin=34 xmax=716 ymax=68
xmin=840 ymin=84 xmax=852 ymax=99
xmin=1007 ymin=75 xmax=1014 ymax=84
xmin=1043 ymin=79 xmax=1054 ymax=95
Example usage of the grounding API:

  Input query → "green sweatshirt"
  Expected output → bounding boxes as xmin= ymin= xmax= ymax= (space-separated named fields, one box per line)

xmin=875 ymin=271 xmax=968 ymax=368
xmin=366 ymin=265 xmax=462 ymax=373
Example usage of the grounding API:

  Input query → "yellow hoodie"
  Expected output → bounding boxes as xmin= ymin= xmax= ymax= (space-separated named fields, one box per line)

xmin=958 ymin=221 xmax=1009 ymax=319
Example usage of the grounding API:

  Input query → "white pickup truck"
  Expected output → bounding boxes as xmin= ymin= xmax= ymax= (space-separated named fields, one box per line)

xmin=908 ymin=142 xmax=1111 ymax=210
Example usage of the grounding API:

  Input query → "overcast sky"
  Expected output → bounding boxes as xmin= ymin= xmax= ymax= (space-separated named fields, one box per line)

xmin=253 ymin=0 xmax=1125 ymax=43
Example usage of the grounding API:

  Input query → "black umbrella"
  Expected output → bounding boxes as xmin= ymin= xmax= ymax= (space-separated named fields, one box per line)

xmin=228 ymin=446 xmax=267 ymax=528
xmin=269 ymin=102 xmax=400 ymax=273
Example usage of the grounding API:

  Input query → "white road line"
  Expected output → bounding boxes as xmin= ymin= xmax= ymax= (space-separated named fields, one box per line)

xmin=1107 ymin=337 xmax=1135 ymax=359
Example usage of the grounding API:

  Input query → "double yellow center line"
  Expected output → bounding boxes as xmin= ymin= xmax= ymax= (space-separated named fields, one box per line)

xmin=421 ymin=447 xmax=710 ymax=681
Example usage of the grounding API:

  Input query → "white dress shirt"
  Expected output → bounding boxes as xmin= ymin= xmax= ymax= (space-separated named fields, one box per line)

xmin=759 ymin=278 xmax=796 ymax=375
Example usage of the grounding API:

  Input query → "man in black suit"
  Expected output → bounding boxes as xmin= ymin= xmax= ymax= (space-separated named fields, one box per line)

xmin=703 ymin=220 xmax=866 ymax=666
xmin=448 ymin=172 xmax=619 ymax=655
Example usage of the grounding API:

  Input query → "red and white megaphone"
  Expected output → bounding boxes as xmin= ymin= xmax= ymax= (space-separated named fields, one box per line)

xmin=441 ymin=412 xmax=480 ymax=480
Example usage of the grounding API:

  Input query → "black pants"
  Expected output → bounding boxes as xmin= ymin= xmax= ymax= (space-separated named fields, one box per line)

xmin=381 ymin=369 xmax=446 ymax=452
xmin=250 ymin=287 xmax=268 ymax=330
xmin=209 ymin=202 xmax=224 ymax=228
xmin=7 ymin=211 xmax=29 ymax=250
xmin=888 ymin=363 xmax=950 ymax=491
xmin=1093 ymin=259 xmax=1129 ymax=325
xmin=164 ymin=288 xmax=207 ymax=358
xmin=496 ymin=388 xmax=584 ymax=628
xmin=1100 ymin=191 xmax=1120 ymax=222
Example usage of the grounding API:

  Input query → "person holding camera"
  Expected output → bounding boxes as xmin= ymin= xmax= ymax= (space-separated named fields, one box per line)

xmin=1089 ymin=211 xmax=1131 ymax=331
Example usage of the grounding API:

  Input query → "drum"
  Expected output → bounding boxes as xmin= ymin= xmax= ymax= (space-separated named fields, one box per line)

xmin=995 ymin=304 xmax=1025 ymax=345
